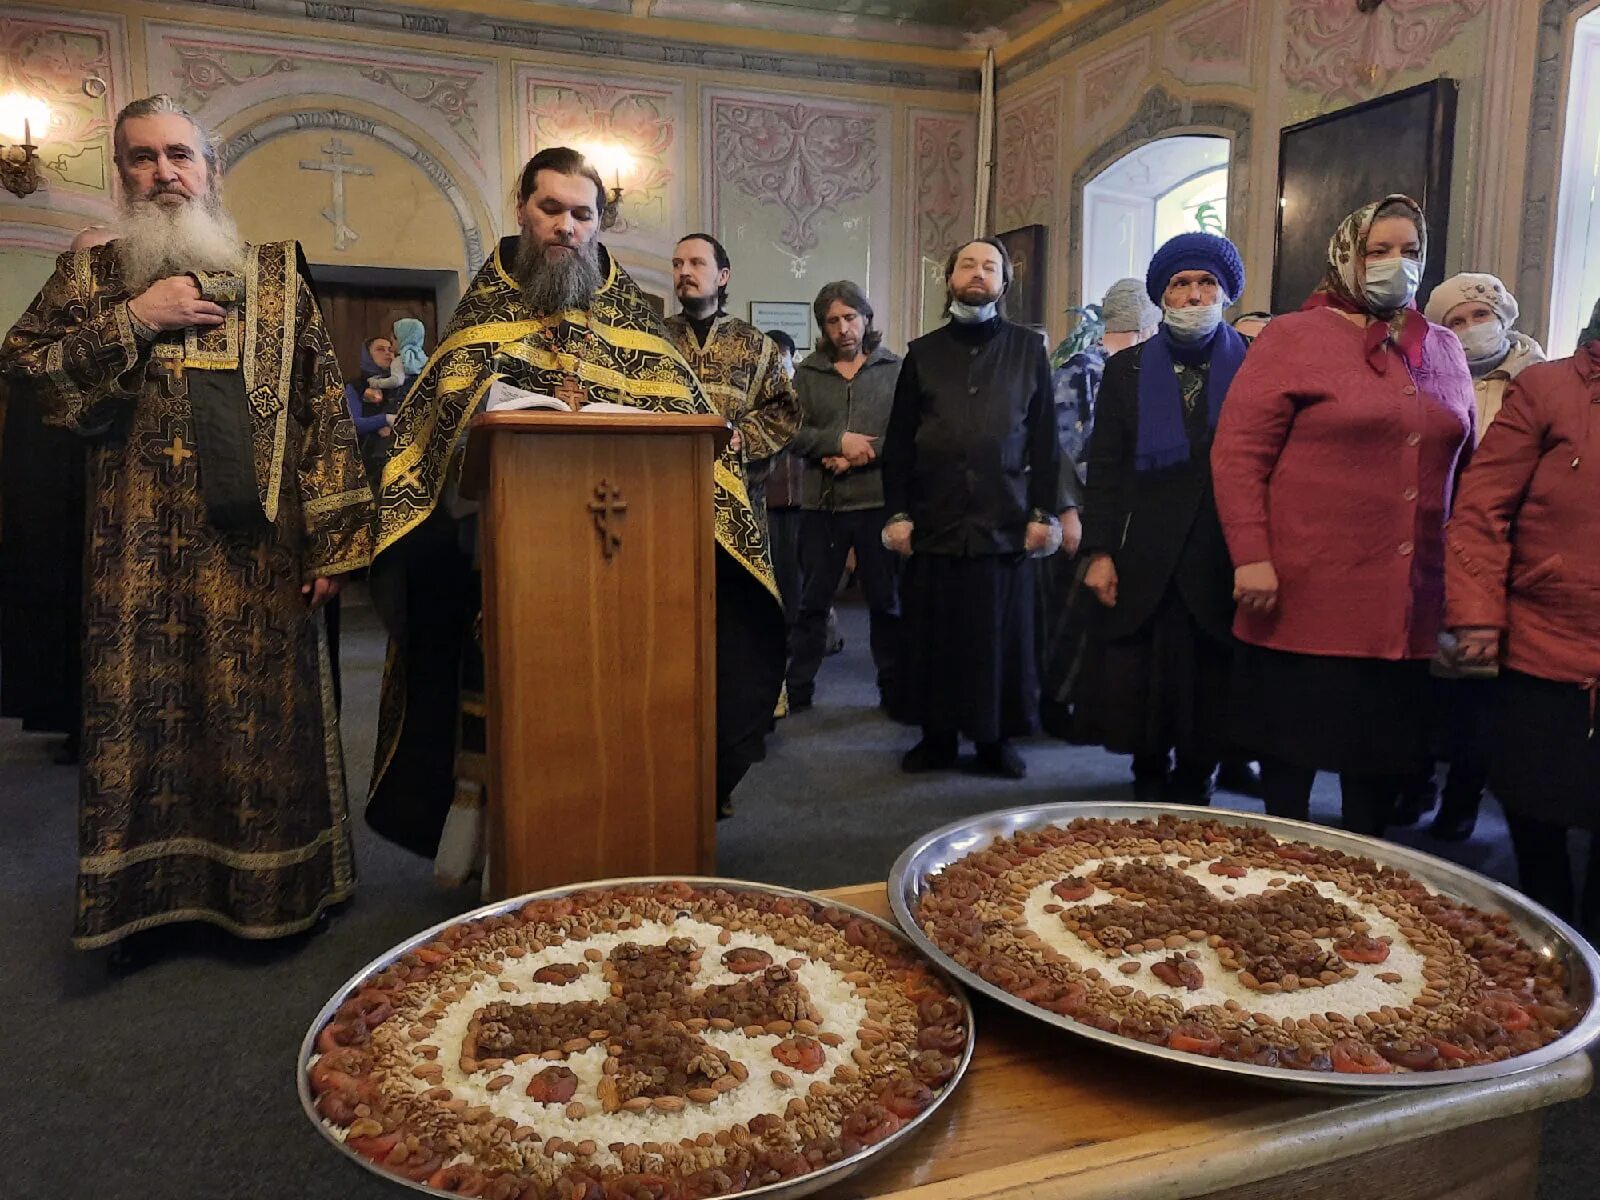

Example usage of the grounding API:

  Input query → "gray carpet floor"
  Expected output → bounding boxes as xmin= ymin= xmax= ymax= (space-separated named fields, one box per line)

xmin=2 ymin=593 xmax=1593 ymax=1198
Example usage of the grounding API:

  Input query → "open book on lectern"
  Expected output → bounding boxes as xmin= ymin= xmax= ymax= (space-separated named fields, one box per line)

xmin=484 ymin=380 xmax=634 ymax=414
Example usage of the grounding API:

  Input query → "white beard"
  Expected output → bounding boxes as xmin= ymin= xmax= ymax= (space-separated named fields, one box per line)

xmin=114 ymin=191 xmax=245 ymax=292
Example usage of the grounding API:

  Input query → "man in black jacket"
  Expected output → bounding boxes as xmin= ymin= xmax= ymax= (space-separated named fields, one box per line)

xmin=883 ymin=238 xmax=1079 ymax=778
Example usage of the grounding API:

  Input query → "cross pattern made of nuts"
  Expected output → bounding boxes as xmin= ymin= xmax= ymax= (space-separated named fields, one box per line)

xmin=460 ymin=938 xmax=833 ymax=1114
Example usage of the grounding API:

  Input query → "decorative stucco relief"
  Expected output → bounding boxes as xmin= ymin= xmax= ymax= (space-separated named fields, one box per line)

xmin=145 ymin=23 xmax=496 ymax=199
xmin=1079 ymin=36 xmax=1154 ymax=128
xmin=908 ymin=112 xmax=976 ymax=258
xmin=1281 ymin=0 xmax=1490 ymax=105
xmin=516 ymin=69 xmax=685 ymax=250
xmin=707 ymin=91 xmax=882 ymax=260
xmin=0 ymin=8 xmax=128 ymax=215
xmin=1163 ymin=0 xmax=1256 ymax=87
xmin=994 ymin=83 xmax=1060 ymax=231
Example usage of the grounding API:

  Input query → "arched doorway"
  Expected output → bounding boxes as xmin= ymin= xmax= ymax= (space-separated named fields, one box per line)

xmin=1080 ymin=135 xmax=1231 ymax=310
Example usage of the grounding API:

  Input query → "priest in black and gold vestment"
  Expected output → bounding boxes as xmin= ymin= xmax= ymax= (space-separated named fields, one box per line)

xmin=663 ymin=232 xmax=799 ymax=525
xmin=366 ymin=147 xmax=786 ymax=862
xmin=0 ymin=97 xmax=373 ymax=952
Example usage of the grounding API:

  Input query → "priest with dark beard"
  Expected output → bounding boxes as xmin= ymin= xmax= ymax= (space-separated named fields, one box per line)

xmin=882 ymin=237 xmax=1076 ymax=779
xmin=366 ymin=147 xmax=785 ymax=871
xmin=0 ymin=95 xmax=371 ymax=956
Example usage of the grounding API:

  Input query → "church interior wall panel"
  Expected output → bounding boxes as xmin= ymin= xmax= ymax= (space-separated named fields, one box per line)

xmin=992 ymin=0 xmax=1514 ymax=344
xmin=701 ymin=84 xmax=893 ymax=345
xmin=904 ymin=107 xmax=978 ymax=336
xmin=513 ymin=65 xmax=687 ymax=262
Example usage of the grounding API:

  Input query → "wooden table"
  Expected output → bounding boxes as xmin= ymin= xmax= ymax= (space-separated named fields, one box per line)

xmin=814 ymin=883 xmax=1592 ymax=1200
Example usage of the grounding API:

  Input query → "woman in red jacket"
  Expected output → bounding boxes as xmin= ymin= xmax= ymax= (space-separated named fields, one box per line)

xmin=1211 ymin=195 xmax=1474 ymax=836
xmin=1445 ymin=335 xmax=1600 ymax=927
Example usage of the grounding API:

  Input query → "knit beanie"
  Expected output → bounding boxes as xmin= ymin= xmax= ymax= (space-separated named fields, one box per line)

xmin=1145 ymin=231 xmax=1245 ymax=305
xmin=1101 ymin=277 xmax=1161 ymax=333
xmin=1424 ymin=273 xmax=1518 ymax=329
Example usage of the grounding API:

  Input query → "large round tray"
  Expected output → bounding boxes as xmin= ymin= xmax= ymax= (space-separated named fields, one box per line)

xmin=889 ymin=802 xmax=1600 ymax=1091
xmin=299 ymin=876 xmax=976 ymax=1199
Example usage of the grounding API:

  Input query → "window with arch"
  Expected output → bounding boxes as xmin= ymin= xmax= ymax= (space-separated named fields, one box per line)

xmin=1080 ymin=135 xmax=1230 ymax=308
xmin=1549 ymin=6 xmax=1600 ymax=357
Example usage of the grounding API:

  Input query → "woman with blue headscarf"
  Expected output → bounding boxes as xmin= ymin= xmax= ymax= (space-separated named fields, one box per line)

xmin=1078 ymin=232 xmax=1248 ymax=803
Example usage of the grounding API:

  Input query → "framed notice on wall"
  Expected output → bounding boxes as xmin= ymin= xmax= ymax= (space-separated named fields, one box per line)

xmin=749 ymin=301 xmax=813 ymax=352
xmin=1273 ymin=79 xmax=1458 ymax=314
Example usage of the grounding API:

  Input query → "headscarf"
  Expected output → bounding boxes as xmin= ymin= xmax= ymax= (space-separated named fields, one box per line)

xmin=393 ymin=317 xmax=428 ymax=375
xmin=1102 ymin=277 xmax=1161 ymax=333
xmin=1423 ymin=272 xmax=1518 ymax=329
xmin=1136 ymin=234 xmax=1249 ymax=473
xmin=1302 ymin=193 xmax=1429 ymax=373
xmin=1580 ymin=295 xmax=1600 ymax=349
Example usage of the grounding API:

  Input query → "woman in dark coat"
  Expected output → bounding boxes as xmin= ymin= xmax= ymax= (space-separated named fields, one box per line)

xmin=1079 ymin=233 xmax=1247 ymax=803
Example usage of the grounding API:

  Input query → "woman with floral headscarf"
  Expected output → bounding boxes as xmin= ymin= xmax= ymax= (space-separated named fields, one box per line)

xmin=1211 ymin=195 xmax=1474 ymax=836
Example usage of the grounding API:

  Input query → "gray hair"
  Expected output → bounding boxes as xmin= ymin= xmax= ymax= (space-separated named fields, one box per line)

xmin=113 ymin=95 xmax=218 ymax=172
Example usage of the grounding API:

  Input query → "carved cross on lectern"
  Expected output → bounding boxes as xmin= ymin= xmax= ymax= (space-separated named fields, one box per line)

xmin=588 ymin=479 xmax=628 ymax=559
xmin=298 ymin=138 xmax=373 ymax=251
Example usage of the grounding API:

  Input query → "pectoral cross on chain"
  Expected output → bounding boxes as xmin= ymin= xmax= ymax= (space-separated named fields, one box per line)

xmin=554 ymin=373 xmax=587 ymax=411
xmin=298 ymin=138 xmax=373 ymax=251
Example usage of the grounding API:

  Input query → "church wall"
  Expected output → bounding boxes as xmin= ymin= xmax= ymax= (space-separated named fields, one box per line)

xmin=0 ymin=0 xmax=979 ymax=354
xmin=992 ymin=0 xmax=1573 ymax=346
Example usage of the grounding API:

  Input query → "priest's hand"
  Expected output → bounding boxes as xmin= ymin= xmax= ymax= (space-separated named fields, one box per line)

xmin=1085 ymin=553 xmax=1118 ymax=607
xmin=302 ymin=576 xmax=344 ymax=611
xmin=127 ymin=276 xmax=227 ymax=332
xmin=729 ymin=429 xmax=743 ymax=455
xmin=839 ymin=431 xmax=877 ymax=467
xmin=1059 ymin=509 xmax=1083 ymax=557
xmin=883 ymin=519 xmax=913 ymax=557
xmin=1233 ymin=560 xmax=1279 ymax=614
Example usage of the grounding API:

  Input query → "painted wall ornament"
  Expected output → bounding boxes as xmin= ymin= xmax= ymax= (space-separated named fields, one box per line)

xmin=711 ymin=97 xmax=879 ymax=258
xmin=1281 ymin=0 xmax=1489 ymax=104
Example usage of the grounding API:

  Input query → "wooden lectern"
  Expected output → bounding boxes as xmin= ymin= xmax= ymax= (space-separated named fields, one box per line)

xmin=460 ymin=410 xmax=731 ymax=898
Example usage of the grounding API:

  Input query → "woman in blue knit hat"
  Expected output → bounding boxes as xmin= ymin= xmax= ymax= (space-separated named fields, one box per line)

xmin=1078 ymin=231 xmax=1249 ymax=803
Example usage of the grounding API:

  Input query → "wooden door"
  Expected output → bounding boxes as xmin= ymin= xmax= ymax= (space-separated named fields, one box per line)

xmin=315 ymin=281 xmax=438 ymax=385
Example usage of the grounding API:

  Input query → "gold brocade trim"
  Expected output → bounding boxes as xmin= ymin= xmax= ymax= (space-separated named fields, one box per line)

xmin=374 ymin=373 xmax=496 ymax=553
xmin=191 ymin=270 xmax=243 ymax=305
xmin=70 ymin=247 xmax=95 ymax=295
xmin=316 ymin=613 xmax=356 ymax=893
xmin=183 ymin=307 xmax=240 ymax=369
xmin=303 ymin=486 xmax=372 ymax=517
xmin=80 ymin=828 xmax=336 ymax=875
xmin=312 ymin=553 xmax=371 ymax=580
xmin=71 ymin=891 xmax=353 ymax=950
xmin=495 ymin=340 xmax=698 ymax=405
xmin=241 ymin=243 xmax=296 ymax=525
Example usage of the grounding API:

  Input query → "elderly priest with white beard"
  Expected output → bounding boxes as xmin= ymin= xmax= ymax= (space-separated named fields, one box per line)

xmin=365 ymin=147 xmax=784 ymax=874
xmin=0 ymin=95 xmax=373 ymax=962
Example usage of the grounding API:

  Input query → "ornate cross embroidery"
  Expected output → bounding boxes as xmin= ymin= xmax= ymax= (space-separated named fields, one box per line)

xmin=161 ymin=434 xmax=194 ymax=470
xmin=588 ymin=479 xmax=628 ymax=559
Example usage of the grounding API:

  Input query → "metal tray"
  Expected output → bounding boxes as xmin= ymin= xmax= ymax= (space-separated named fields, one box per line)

xmin=299 ymin=876 xmax=976 ymax=1198
xmin=889 ymin=802 xmax=1600 ymax=1091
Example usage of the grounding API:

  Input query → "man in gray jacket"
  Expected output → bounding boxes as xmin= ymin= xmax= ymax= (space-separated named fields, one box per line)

xmin=785 ymin=281 xmax=905 ymax=714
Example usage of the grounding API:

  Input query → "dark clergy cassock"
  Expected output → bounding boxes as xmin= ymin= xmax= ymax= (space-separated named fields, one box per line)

xmin=882 ymin=315 xmax=1073 ymax=742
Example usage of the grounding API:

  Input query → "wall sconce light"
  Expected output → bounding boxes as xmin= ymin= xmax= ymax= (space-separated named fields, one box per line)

xmin=0 ymin=93 xmax=51 ymax=198
xmin=582 ymin=142 xmax=635 ymax=209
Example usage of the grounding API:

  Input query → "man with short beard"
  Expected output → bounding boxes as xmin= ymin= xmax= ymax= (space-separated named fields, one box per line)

xmin=663 ymin=233 xmax=799 ymax=526
xmin=0 ymin=95 xmax=372 ymax=959
xmin=882 ymin=238 xmax=1078 ymax=779
xmin=367 ymin=147 xmax=786 ymax=860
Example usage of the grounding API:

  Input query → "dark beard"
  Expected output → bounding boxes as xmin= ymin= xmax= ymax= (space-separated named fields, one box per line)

xmin=514 ymin=229 xmax=603 ymax=315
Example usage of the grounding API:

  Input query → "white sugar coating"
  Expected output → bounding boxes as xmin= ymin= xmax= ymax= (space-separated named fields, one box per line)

xmin=412 ymin=916 xmax=868 ymax=1169
xmin=1022 ymin=856 xmax=1428 ymax=1022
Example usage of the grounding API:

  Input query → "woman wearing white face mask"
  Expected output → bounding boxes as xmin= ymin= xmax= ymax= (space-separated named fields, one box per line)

xmin=1211 ymin=195 xmax=1475 ymax=838
xmin=1079 ymin=233 xmax=1249 ymax=804
xmin=1424 ymin=273 xmax=1546 ymax=439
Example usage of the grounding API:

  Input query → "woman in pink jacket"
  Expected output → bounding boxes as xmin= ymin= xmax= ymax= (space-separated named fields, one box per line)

xmin=1211 ymin=195 xmax=1474 ymax=836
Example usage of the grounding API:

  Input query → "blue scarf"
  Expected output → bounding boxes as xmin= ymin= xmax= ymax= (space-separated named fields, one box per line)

xmin=1133 ymin=322 xmax=1247 ymax=472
